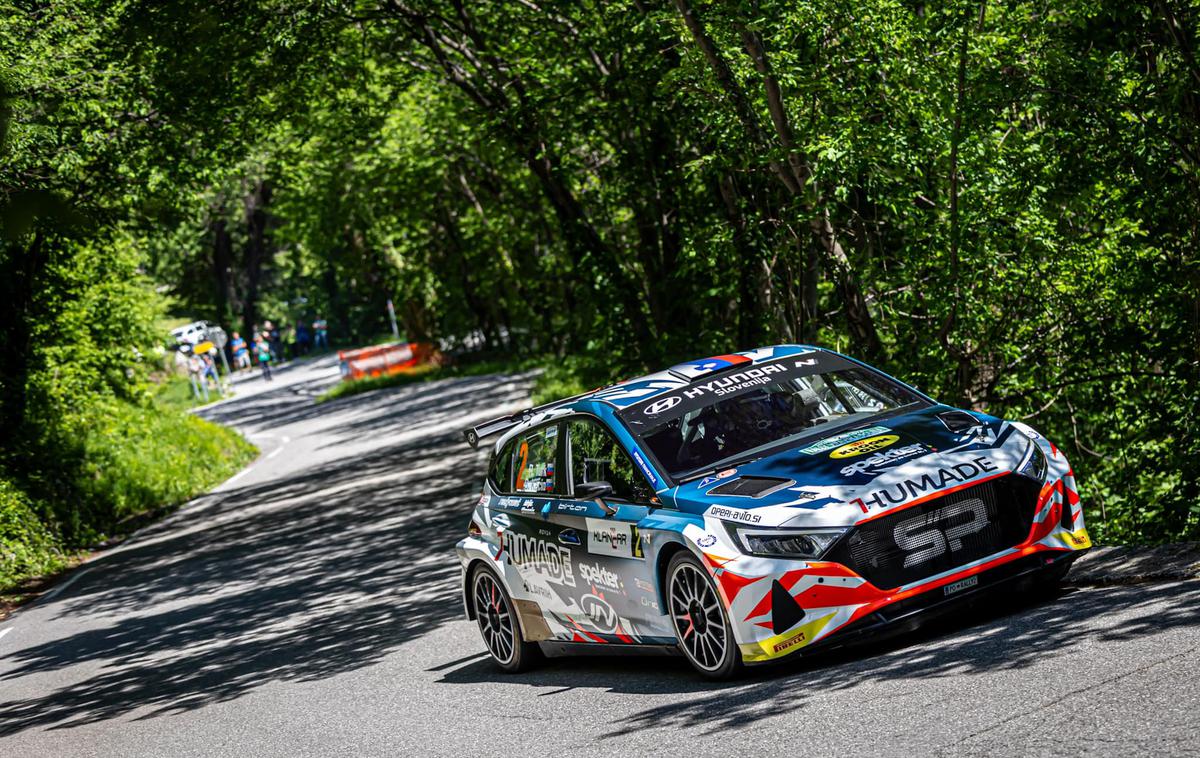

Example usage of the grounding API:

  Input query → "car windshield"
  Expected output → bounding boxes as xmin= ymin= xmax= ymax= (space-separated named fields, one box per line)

xmin=616 ymin=353 xmax=926 ymax=482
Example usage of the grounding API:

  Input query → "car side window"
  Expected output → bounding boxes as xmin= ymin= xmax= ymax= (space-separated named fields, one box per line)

xmin=488 ymin=438 xmax=517 ymax=493
xmin=567 ymin=418 xmax=651 ymax=503
xmin=513 ymin=424 xmax=560 ymax=494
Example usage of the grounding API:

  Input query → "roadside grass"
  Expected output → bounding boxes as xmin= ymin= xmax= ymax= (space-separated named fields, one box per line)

xmin=316 ymin=358 xmax=533 ymax=404
xmin=315 ymin=353 xmax=614 ymax=406
xmin=0 ymin=399 xmax=257 ymax=610
xmin=153 ymin=374 xmax=212 ymax=411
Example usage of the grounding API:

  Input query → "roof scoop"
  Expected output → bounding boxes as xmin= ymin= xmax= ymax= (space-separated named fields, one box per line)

xmin=707 ymin=477 xmax=794 ymax=498
xmin=936 ymin=410 xmax=980 ymax=432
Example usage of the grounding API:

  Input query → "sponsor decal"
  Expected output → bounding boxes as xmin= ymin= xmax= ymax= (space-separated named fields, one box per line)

xmin=581 ymin=594 xmax=618 ymax=633
xmin=504 ymin=533 xmax=576 ymax=587
xmin=708 ymin=505 xmax=762 ymax=524
xmin=579 ymin=561 xmax=621 ymax=590
xmin=1063 ymin=528 xmax=1092 ymax=549
xmin=829 ymin=434 xmax=899 ymax=459
xmin=476 ymin=493 xmax=488 ymax=507
xmin=798 ymin=425 xmax=891 ymax=455
xmin=640 ymin=596 xmax=659 ymax=610
xmin=894 ymin=497 xmax=989 ymax=568
xmin=523 ymin=582 xmax=553 ymax=600
xmin=696 ymin=534 xmax=717 ymax=548
xmin=631 ymin=450 xmax=659 ymax=486
xmin=850 ymin=456 xmax=999 ymax=513
xmin=838 ymin=444 xmax=927 ymax=477
xmin=586 ymin=518 xmax=643 ymax=558
xmin=643 ymin=396 xmax=682 ymax=415
xmin=634 ymin=578 xmax=655 ymax=593
xmin=696 ymin=467 xmax=739 ymax=484
xmin=772 ymin=631 xmax=806 ymax=654
xmin=698 ymin=468 xmax=738 ymax=487
xmin=639 ymin=358 xmax=824 ymax=416
xmin=943 ymin=575 xmax=979 ymax=596
xmin=557 ymin=502 xmax=589 ymax=513
xmin=679 ymin=361 xmax=797 ymax=399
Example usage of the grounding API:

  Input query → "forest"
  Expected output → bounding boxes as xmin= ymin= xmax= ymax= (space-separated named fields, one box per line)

xmin=1 ymin=0 xmax=1197 ymax=588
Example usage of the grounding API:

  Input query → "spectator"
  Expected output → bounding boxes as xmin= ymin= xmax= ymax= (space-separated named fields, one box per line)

xmin=186 ymin=350 xmax=209 ymax=402
xmin=230 ymin=331 xmax=251 ymax=371
xmin=313 ymin=317 xmax=329 ymax=350
xmin=296 ymin=321 xmax=311 ymax=354
xmin=264 ymin=320 xmax=282 ymax=360
xmin=254 ymin=335 xmax=274 ymax=381
xmin=201 ymin=352 xmax=224 ymax=397
xmin=173 ymin=344 xmax=191 ymax=376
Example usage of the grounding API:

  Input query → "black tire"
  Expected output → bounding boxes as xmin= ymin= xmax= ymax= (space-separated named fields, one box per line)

xmin=667 ymin=551 xmax=743 ymax=680
xmin=1031 ymin=560 xmax=1072 ymax=599
xmin=471 ymin=564 xmax=542 ymax=673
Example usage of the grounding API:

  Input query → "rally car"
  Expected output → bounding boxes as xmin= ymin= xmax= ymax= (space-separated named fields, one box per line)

xmin=456 ymin=345 xmax=1089 ymax=678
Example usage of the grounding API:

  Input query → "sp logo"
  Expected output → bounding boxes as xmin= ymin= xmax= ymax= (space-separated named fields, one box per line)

xmin=581 ymin=594 xmax=618 ymax=633
xmin=893 ymin=497 xmax=989 ymax=568
xmin=643 ymin=395 xmax=682 ymax=415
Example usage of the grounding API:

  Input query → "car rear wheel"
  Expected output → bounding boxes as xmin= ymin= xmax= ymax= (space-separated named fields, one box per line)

xmin=667 ymin=552 xmax=742 ymax=680
xmin=472 ymin=565 xmax=541 ymax=673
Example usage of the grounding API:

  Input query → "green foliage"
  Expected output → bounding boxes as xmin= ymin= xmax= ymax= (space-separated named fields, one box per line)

xmin=0 ymin=400 xmax=256 ymax=594
xmin=0 ymin=478 xmax=72 ymax=592
xmin=2 ymin=0 xmax=1198 ymax=547
xmin=530 ymin=358 xmax=615 ymax=407
xmin=74 ymin=401 xmax=257 ymax=530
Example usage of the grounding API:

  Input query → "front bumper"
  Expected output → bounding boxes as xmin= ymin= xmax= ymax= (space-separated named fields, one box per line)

xmin=698 ymin=470 xmax=1091 ymax=664
xmin=758 ymin=548 xmax=1085 ymax=662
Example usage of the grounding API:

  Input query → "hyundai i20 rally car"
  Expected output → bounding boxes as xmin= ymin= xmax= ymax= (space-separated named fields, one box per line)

xmin=457 ymin=345 xmax=1090 ymax=678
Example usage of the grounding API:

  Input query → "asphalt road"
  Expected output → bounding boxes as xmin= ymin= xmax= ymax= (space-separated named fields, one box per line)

xmin=2 ymin=358 xmax=1198 ymax=757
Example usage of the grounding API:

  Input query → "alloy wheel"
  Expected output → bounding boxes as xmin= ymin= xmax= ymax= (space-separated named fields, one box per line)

xmin=669 ymin=562 xmax=728 ymax=672
xmin=474 ymin=571 xmax=516 ymax=665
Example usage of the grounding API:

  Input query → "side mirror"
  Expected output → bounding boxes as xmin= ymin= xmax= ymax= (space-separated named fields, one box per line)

xmin=574 ymin=480 xmax=614 ymax=501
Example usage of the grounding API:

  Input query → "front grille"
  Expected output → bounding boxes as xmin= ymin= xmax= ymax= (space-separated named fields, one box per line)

xmin=826 ymin=475 xmax=1039 ymax=589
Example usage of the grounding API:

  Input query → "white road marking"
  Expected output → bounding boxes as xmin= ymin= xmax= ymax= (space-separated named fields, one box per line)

xmin=35 ymin=567 xmax=93 ymax=605
xmin=266 ymin=435 xmax=291 ymax=460
xmin=224 ymin=467 xmax=253 ymax=485
xmin=0 ymin=627 xmax=13 ymax=642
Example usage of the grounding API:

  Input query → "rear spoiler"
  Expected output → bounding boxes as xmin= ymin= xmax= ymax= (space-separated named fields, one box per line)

xmin=462 ymin=388 xmax=600 ymax=448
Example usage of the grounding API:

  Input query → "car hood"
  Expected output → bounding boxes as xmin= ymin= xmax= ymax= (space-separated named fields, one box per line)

xmin=668 ymin=405 xmax=1036 ymax=528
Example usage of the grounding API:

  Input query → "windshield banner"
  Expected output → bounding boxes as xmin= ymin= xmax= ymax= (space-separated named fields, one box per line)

xmin=617 ymin=351 xmax=856 ymax=432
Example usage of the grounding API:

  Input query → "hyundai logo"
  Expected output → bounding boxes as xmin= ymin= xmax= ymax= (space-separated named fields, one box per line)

xmin=643 ymin=396 xmax=682 ymax=415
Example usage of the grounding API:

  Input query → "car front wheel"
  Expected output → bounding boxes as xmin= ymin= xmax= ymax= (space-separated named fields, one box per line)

xmin=667 ymin=552 xmax=743 ymax=679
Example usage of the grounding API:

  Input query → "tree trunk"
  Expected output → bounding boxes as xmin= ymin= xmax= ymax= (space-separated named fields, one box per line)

xmin=210 ymin=216 xmax=237 ymax=328
xmin=673 ymin=0 xmax=883 ymax=357
xmin=240 ymin=178 xmax=272 ymax=338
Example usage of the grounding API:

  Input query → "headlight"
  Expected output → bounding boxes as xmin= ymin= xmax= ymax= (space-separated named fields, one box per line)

xmin=734 ymin=527 xmax=846 ymax=559
xmin=1016 ymin=439 xmax=1047 ymax=481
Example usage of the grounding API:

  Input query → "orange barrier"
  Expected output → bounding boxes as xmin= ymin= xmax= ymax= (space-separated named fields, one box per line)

xmin=338 ymin=342 xmax=438 ymax=381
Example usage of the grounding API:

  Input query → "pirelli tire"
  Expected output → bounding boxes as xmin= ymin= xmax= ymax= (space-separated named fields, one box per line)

xmin=471 ymin=564 xmax=542 ymax=673
xmin=1028 ymin=558 xmax=1073 ymax=600
xmin=667 ymin=551 xmax=743 ymax=680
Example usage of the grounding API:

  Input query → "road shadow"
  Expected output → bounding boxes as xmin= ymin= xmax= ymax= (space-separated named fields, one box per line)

xmin=3 ymin=364 xmax=1197 ymax=738
xmin=434 ymin=579 xmax=1200 ymax=737
xmin=0 ymin=371 xmax=532 ymax=736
